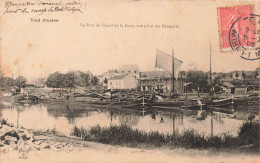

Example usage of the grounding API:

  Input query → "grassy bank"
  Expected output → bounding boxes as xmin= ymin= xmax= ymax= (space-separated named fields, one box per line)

xmin=71 ymin=121 xmax=259 ymax=152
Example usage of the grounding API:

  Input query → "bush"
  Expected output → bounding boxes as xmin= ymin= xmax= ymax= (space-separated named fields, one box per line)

xmin=238 ymin=121 xmax=259 ymax=151
xmin=71 ymin=121 xmax=260 ymax=152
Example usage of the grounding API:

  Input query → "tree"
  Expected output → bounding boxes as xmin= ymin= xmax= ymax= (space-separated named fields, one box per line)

xmin=72 ymin=70 xmax=92 ymax=87
xmin=255 ymin=70 xmax=258 ymax=78
xmin=0 ymin=68 xmax=4 ymax=83
xmin=46 ymin=71 xmax=65 ymax=89
xmin=104 ymin=77 xmax=108 ymax=84
xmin=186 ymin=71 xmax=209 ymax=92
xmin=235 ymin=72 xmax=239 ymax=78
xmin=229 ymin=72 xmax=233 ymax=78
xmin=63 ymin=72 xmax=75 ymax=91
xmin=242 ymin=71 xmax=246 ymax=79
xmin=81 ymin=72 xmax=91 ymax=87
xmin=4 ymin=77 xmax=15 ymax=87
xmin=0 ymin=68 xmax=5 ymax=88
xmin=213 ymin=76 xmax=221 ymax=86
xmin=15 ymin=76 xmax=27 ymax=87
xmin=0 ymin=68 xmax=15 ymax=88
xmin=34 ymin=78 xmax=46 ymax=88
xmin=90 ymin=76 xmax=99 ymax=86
xmin=0 ymin=77 xmax=15 ymax=88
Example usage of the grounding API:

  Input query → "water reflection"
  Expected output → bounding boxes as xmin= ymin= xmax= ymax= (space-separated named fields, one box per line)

xmin=0 ymin=102 xmax=251 ymax=136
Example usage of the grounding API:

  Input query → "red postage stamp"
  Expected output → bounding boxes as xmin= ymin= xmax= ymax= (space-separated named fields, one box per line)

xmin=219 ymin=5 xmax=256 ymax=49
xmin=218 ymin=5 xmax=259 ymax=60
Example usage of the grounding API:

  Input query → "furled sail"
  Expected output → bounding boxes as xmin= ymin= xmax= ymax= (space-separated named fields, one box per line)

xmin=155 ymin=49 xmax=183 ymax=78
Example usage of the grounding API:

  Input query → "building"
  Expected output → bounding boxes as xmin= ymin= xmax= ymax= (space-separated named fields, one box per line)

xmin=118 ymin=64 xmax=140 ymax=79
xmin=119 ymin=64 xmax=139 ymax=74
xmin=97 ymin=70 xmax=121 ymax=84
xmin=234 ymin=87 xmax=247 ymax=95
xmin=137 ymin=71 xmax=185 ymax=93
xmin=107 ymin=75 xmax=138 ymax=90
xmin=220 ymin=82 xmax=235 ymax=94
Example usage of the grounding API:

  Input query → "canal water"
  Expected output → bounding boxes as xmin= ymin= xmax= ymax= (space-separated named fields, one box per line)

xmin=0 ymin=102 xmax=254 ymax=137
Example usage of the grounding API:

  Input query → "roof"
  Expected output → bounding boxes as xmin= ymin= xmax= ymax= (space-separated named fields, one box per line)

xmin=108 ymin=75 xmax=127 ymax=80
xmin=222 ymin=82 xmax=235 ymax=88
xmin=140 ymin=70 xmax=185 ymax=79
xmin=184 ymin=82 xmax=192 ymax=86
xmin=140 ymin=71 xmax=171 ymax=78
xmin=119 ymin=64 xmax=140 ymax=73
xmin=138 ymin=77 xmax=171 ymax=81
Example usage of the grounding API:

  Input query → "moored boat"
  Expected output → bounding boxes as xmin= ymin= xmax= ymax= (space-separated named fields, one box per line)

xmin=206 ymin=96 xmax=236 ymax=109
xmin=180 ymin=98 xmax=206 ymax=110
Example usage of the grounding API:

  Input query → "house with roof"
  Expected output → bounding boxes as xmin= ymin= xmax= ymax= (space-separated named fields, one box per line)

xmin=107 ymin=75 xmax=138 ymax=90
xmin=97 ymin=70 xmax=121 ymax=85
xmin=220 ymin=82 xmax=235 ymax=94
xmin=119 ymin=64 xmax=140 ymax=74
xmin=137 ymin=71 xmax=185 ymax=93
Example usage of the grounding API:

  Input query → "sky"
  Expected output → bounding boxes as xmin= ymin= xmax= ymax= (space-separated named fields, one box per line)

xmin=1 ymin=0 xmax=259 ymax=81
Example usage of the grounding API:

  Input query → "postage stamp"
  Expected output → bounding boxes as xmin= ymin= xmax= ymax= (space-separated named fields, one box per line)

xmin=218 ymin=5 xmax=260 ymax=60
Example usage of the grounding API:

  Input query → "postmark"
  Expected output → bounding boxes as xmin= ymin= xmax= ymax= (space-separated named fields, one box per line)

xmin=218 ymin=5 xmax=259 ymax=60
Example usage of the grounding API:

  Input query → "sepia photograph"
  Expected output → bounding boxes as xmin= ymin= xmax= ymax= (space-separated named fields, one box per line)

xmin=0 ymin=0 xmax=259 ymax=162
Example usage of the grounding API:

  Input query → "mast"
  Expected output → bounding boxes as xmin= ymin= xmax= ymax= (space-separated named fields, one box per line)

xmin=18 ymin=61 xmax=21 ymax=89
xmin=172 ymin=48 xmax=175 ymax=93
xmin=209 ymin=41 xmax=212 ymax=93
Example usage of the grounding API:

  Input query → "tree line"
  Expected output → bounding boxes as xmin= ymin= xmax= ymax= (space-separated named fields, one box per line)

xmin=0 ymin=68 xmax=99 ymax=91
xmin=45 ymin=71 xmax=99 ymax=90
xmin=0 ymin=68 xmax=27 ymax=89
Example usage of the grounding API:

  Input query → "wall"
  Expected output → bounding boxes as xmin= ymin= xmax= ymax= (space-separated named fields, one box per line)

xmin=138 ymin=78 xmax=184 ymax=93
xmin=122 ymin=75 xmax=138 ymax=89
xmin=108 ymin=79 xmax=123 ymax=89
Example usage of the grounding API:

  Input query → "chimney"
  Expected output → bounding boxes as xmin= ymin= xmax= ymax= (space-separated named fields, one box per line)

xmin=139 ymin=72 xmax=142 ymax=78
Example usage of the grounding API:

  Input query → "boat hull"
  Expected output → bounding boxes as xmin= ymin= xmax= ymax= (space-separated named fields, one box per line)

xmin=206 ymin=98 xmax=236 ymax=109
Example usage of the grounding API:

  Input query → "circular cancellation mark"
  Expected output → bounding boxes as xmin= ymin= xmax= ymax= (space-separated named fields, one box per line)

xmin=228 ymin=14 xmax=260 ymax=61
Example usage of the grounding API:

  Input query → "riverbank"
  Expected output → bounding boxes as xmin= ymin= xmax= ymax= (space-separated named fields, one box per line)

xmin=0 ymin=124 xmax=259 ymax=163
xmin=71 ymin=122 xmax=259 ymax=152
xmin=1 ymin=115 xmax=260 ymax=163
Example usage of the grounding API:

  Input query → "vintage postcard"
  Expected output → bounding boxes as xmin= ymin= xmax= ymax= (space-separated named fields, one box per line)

xmin=0 ymin=0 xmax=259 ymax=162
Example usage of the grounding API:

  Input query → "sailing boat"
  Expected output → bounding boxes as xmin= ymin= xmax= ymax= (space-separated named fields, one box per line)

xmin=206 ymin=41 xmax=236 ymax=109
xmin=151 ymin=49 xmax=184 ymax=108
xmin=155 ymin=48 xmax=183 ymax=96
